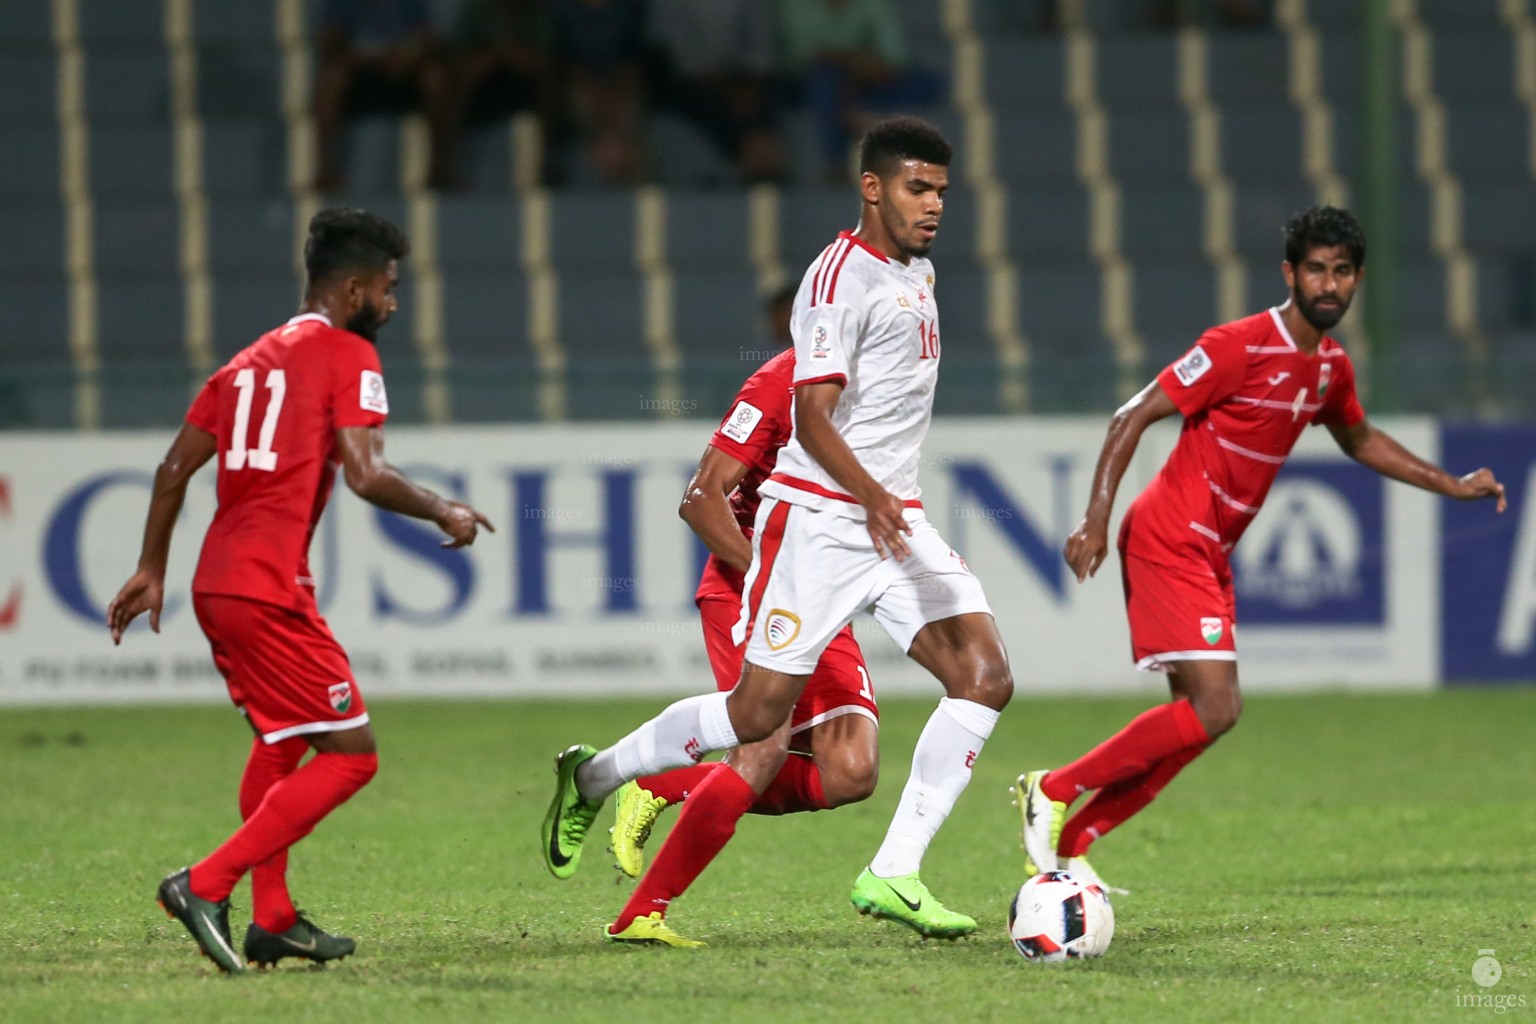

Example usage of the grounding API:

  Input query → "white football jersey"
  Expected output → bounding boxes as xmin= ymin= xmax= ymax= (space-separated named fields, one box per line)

xmin=759 ymin=230 xmax=941 ymax=520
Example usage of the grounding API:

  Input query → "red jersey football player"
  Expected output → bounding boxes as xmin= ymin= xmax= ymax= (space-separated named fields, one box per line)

xmin=1015 ymin=206 xmax=1506 ymax=890
xmin=107 ymin=208 xmax=493 ymax=973
xmin=601 ymin=323 xmax=881 ymax=948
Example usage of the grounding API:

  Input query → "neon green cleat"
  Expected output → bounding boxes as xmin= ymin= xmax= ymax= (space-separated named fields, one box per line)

xmin=542 ymin=744 xmax=603 ymax=880
xmin=1012 ymin=770 xmax=1065 ymax=878
xmin=604 ymin=912 xmax=705 ymax=948
xmin=1060 ymin=855 xmax=1130 ymax=895
xmin=848 ymin=868 xmax=976 ymax=939
xmin=609 ymin=781 xmax=669 ymax=878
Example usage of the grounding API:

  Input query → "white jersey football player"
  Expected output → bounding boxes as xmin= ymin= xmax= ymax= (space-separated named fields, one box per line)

xmin=542 ymin=118 xmax=1015 ymax=942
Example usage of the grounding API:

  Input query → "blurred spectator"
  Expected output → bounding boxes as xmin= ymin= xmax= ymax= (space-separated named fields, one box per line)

xmin=547 ymin=0 xmax=648 ymax=187
xmin=648 ymin=0 xmax=785 ymax=185
xmin=765 ymin=282 xmax=797 ymax=348
xmin=312 ymin=0 xmax=455 ymax=192
xmin=779 ymin=0 xmax=942 ymax=183
xmin=444 ymin=0 xmax=553 ymax=187
xmin=1150 ymin=0 xmax=1276 ymax=29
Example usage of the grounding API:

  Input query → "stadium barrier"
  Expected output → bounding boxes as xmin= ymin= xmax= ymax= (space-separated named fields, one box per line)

xmin=4 ymin=415 xmax=1525 ymax=706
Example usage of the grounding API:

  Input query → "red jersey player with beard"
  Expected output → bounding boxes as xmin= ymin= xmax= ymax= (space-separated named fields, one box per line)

xmin=601 ymin=343 xmax=882 ymax=947
xmin=1015 ymin=206 xmax=1506 ymax=890
xmin=108 ymin=208 xmax=492 ymax=973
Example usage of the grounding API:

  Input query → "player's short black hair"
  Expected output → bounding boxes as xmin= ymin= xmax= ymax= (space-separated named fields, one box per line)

xmin=304 ymin=207 xmax=409 ymax=286
xmin=858 ymin=116 xmax=952 ymax=178
xmin=1283 ymin=205 xmax=1366 ymax=269
xmin=765 ymin=282 xmax=798 ymax=311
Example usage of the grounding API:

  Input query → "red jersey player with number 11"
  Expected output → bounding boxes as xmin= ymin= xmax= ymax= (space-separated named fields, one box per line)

xmin=108 ymin=208 xmax=493 ymax=974
xmin=1015 ymin=206 xmax=1507 ymax=890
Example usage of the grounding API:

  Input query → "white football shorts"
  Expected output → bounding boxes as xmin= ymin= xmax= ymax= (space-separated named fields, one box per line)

xmin=735 ymin=496 xmax=993 ymax=675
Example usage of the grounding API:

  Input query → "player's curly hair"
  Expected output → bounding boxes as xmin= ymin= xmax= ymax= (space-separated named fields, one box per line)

xmin=304 ymin=207 xmax=409 ymax=286
xmin=1283 ymin=206 xmax=1366 ymax=268
xmin=859 ymin=116 xmax=953 ymax=178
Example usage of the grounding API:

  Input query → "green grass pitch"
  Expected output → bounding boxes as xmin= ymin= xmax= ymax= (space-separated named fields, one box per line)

xmin=3 ymin=690 xmax=1534 ymax=1023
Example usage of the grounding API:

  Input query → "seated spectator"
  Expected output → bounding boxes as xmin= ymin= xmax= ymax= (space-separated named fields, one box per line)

xmin=648 ymin=0 xmax=785 ymax=185
xmin=312 ymin=0 xmax=455 ymax=191
xmin=779 ymin=0 xmax=942 ymax=183
xmin=444 ymin=0 xmax=553 ymax=188
xmin=547 ymin=0 xmax=648 ymax=187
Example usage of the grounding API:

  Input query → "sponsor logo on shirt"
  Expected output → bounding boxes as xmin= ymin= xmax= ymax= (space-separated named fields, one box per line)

xmin=811 ymin=326 xmax=830 ymax=360
xmin=328 ymin=681 xmax=353 ymax=713
xmin=720 ymin=401 xmax=764 ymax=444
xmin=1172 ymin=345 xmax=1212 ymax=386
xmin=765 ymin=608 xmax=802 ymax=651
xmin=360 ymin=370 xmax=389 ymax=414
xmin=1200 ymin=617 xmax=1224 ymax=645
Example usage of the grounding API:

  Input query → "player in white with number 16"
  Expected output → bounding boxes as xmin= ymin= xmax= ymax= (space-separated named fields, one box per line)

xmin=545 ymin=117 xmax=1016 ymax=940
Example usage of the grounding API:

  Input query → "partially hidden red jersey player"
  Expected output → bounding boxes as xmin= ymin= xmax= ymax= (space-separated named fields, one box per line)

xmin=603 ymin=341 xmax=883 ymax=946
xmin=1014 ymin=206 xmax=1506 ymax=891
xmin=107 ymin=208 xmax=493 ymax=974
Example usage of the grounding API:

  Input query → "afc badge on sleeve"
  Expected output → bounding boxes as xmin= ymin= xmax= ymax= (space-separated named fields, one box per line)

xmin=1172 ymin=345 xmax=1212 ymax=386
xmin=360 ymin=369 xmax=389 ymax=414
xmin=721 ymin=401 xmax=764 ymax=443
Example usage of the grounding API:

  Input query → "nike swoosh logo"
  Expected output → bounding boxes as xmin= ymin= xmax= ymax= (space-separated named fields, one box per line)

xmin=548 ymin=828 xmax=572 ymax=869
xmin=199 ymin=911 xmax=239 ymax=961
xmin=278 ymin=932 xmax=317 ymax=952
xmin=885 ymin=882 xmax=921 ymax=912
xmin=1268 ymin=372 xmax=1290 ymax=385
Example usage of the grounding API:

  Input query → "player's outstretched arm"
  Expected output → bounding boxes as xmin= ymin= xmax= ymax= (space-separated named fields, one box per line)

xmin=794 ymin=380 xmax=912 ymax=561
xmin=1064 ymin=381 xmax=1180 ymax=582
xmin=108 ymin=423 xmax=217 ymax=644
xmin=336 ymin=425 xmax=495 ymax=547
xmin=679 ymin=445 xmax=754 ymax=572
xmin=1326 ymin=419 xmax=1508 ymax=512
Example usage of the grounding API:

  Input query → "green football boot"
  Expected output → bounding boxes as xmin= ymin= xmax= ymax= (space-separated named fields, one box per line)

xmin=610 ymin=780 xmax=669 ymax=878
xmin=243 ymin=914 xmax=357 ymax=968
xmin=156 ymin=867 xmax=244 ymax=974
xmin=849 ymin=868 xmax=977 ymax=939
xmin=542 ymin=744 xmax=604 ymax=879
xmin=604 ymin=912 xmax=704 ymax=949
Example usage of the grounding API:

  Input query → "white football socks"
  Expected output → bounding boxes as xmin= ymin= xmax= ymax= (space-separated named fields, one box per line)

xmin=576 ymin=690 xmax=738 ymax=802
xmin=868 ymin=697 xmax=1000 ymax=878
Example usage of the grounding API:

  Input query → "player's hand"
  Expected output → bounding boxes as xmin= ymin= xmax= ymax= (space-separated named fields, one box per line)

xmin=1456 ymin=468 xmax=1507 ymax=513
xmin=1063 ymin=518 xmax=1109 ymax=583
xmin=107 ymin=570 xmax=165 ymax=645
xmin=864 ymin=490 xmax=913 ymax=561
xmin=438 ymin=501 xmax=495 ymax=548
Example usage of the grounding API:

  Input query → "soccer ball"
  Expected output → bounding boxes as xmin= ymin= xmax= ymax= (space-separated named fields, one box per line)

xmin=1007 ymin=870 xmax=1115 ymax=962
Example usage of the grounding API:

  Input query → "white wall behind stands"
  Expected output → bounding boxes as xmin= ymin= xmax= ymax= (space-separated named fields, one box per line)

xmin=0 ymin=417 xmax=1441 ymax=706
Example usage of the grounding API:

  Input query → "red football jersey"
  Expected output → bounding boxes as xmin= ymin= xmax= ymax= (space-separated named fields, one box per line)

xmin=187 ymin=313 xmax=389 ymax=611
xmin=694 ymin=348 xmax=795 ymax=602
xmin=1123 ymin=307 xmax=1366 ymax=573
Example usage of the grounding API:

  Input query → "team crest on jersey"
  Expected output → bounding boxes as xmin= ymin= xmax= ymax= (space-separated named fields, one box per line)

xmin=1317 ymin=362 xmax=1332 ymax=399
xmin=811 ymin=326 xmax=830 ymax=360
xmin=721 ymin=401 xmax=764 ymax=443
xmin=360 ymin=370 xmax=389 ymax=414
xmin=765 ymin=609 xmax=802 ymax=651
xmin=1173 ymin=345 xmax=1212 ymax=386
xmin=1200 ymin=617 xmax=1224 ymax=645
xmin=328 ymin=682 xmax=353 ymax=713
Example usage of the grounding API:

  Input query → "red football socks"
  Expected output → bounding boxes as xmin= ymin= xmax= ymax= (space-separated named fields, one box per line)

xmin=748 ymin=753 xmax=828 ymax=816
xmin=1057 ymin=743 xmax=1206 ymax=858
xmin=236 ymin=737 xmax=307 ymax=933
xmin=190 ymin=750 xmax=378 ymax=904
xmin=610 ymin=764 xmax=757 ymax=934
xmin=1041 ymin=698 xmax=1209 ymax=804
xmin=635 ymin=762 xmax=719 ymax=804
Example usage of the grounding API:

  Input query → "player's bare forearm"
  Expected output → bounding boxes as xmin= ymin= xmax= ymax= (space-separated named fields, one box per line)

xmin=793 ymin=386 xmax=882 ymax=505
xmin=679 ymin=446 xmax=754 ymax=572
xmin=134 ymin=424 xmax=217 ymax=573
xmin=338 ymin=425 xmax=494 ymax=545
xmin=1332 ymin=421 xmax=1508 ymax=511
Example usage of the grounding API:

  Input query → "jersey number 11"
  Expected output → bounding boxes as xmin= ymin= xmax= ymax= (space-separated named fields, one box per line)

xmin=226 ymin=367 xmax=287 ymax=472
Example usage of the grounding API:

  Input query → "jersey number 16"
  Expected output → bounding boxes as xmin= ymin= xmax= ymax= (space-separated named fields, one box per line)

xmin=226 ymin=367 xmax=287 ymax=472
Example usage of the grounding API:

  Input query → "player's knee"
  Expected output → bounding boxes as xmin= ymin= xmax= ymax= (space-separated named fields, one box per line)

xmin=820 ymin=750 xmax=878 ymax=808
xmin=727 ymin=704 xmax=780 ymax=746
xmin=958 ymin=657 xmax=1013 ymax=711
xmin=1194 ymin=693 xmax=1241 ymax=739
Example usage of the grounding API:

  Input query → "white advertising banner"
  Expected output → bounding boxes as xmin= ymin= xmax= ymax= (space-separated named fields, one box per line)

xmin=0 ymin=417 xmax=1438 ymax=706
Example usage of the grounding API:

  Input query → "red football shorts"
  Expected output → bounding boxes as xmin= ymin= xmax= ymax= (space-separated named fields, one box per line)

xmin=193 ymin=593 xmax=369 ymax=744
xmin=1119 ymin=552 xmax=1237 ymax=672
xmin=698 ymin=595 xmax=878 ymax=736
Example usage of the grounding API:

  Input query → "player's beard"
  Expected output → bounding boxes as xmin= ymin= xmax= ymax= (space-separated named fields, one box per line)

xmin=1294 ymin=287 xmax=1350 ymax=331
xmin=884 ymin=204 xmax=934 ymax=259
xmin=347 ymin=298 xmax=387 ymax=342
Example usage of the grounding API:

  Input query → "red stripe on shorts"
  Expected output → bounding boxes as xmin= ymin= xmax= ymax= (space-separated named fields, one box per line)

xmin=742 ymin=499 xmax=792 ymax=642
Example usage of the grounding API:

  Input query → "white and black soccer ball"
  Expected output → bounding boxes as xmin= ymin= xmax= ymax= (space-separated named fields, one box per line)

xmin=1007 ymin=870 xmax=1115 ymax=962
